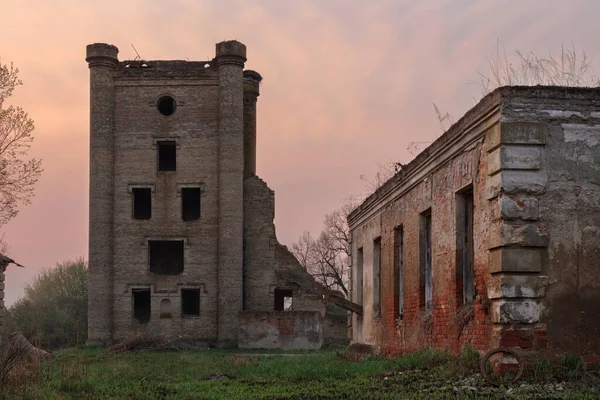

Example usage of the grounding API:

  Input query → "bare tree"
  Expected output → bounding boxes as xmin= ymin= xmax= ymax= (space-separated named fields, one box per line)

xmin=295 ymin=166 xmax=403 ymax=296
xmin=292 ymin=230 xmax=313 ymax=271
xmin=0 ymin=60 xmax=42 ymax=229
xmin=292 ymin=201 xmax=356 ymax=296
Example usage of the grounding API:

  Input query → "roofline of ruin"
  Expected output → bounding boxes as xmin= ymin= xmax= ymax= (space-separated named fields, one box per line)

xmin=348 ymin=85 xmax=600 ymax=227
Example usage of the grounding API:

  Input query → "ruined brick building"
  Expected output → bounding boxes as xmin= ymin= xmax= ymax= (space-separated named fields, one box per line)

xmin=348 ymin=87 xmax=600 ymax=356
xmin=86 ymin=41 xmax=329 ymax=348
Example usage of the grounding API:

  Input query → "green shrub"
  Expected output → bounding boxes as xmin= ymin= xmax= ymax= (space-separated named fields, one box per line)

xmin=532 ymin=356 xmax=553 ymax=381
xmin=1 ymin=259 xmax=87 ymax=350
xmin=561 ymin=353 xmax=585 ymax=380
xmin=452 ymin=346 xmax=480 ymax=377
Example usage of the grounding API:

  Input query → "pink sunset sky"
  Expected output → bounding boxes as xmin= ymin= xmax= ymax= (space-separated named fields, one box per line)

xmin=2 ymin=0 xmax=600 ymax=306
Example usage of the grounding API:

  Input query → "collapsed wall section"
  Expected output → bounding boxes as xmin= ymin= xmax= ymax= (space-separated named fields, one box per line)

xmin=242 ymin=175 xmax=328 ymax=349
xmin=243 ymin=175 xmax=326 ymax=315
xmin=243 ymin=175 xmax=277 ymax=310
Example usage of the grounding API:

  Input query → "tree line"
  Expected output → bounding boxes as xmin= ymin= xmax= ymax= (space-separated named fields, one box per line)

xmin=1 ymin=259 xmax=87 ymax=350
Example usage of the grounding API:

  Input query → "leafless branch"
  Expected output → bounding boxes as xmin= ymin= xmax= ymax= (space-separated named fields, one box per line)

xmin=0 ymin=59 xmax=42 ymax=228
xmin=291 ymin=200 xmax=358 ymax=296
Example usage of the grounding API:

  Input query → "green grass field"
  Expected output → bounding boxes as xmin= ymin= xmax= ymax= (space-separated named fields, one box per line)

xmin=2 ymin=347 xmax=600 ymax=399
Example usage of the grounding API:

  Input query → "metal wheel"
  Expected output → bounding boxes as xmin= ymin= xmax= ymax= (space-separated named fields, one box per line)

xmin=480 ymin=347 xmax=524 ymax=386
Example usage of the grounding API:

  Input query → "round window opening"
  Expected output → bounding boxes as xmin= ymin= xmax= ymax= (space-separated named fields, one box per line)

xmin=157 ymin=96 xmax=176 ymax=116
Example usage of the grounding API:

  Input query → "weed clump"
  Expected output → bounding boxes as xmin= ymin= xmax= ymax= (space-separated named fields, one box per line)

xmin=452 ymin=346 xmax=480 ymax=377
xmin=230 ymin=355 xmax=260 ymax=368
xmin=560 ymin=352 xmax=585 ymax=380
xmin=392 ymin=347 xmax=451 ymax=371
xmin=0 ymin=332 xmax=53 ymax=384
xmin=336 ymin=343 xmax=378 ymax=361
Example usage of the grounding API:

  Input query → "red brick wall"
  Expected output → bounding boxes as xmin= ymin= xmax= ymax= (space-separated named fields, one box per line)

xmin=350 ymin=136 xmax=496 ymax=355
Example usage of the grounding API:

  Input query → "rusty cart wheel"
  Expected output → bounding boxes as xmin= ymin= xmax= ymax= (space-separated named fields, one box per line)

xmin=480 ymin=347 xmax=524 ymax=386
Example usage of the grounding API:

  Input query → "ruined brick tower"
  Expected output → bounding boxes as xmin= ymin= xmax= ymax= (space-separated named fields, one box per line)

xmin=87 ymin=41 xmax=325 ymax=347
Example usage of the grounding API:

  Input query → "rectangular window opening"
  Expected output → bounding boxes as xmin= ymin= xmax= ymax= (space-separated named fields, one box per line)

xmin=394 ymin=226 xmax=404 ymax=320
xmin=373 ymin=237 xmax=381 ymax=319
xmin=456 ymin=189 xmax=475 ymax=306
xmin=356 ymin=247 xmax=364 ymax=307
xmin=181 ymin=289 xmax=200 ymax=317
xmin=149 ymin=240 xmax=184 ymax=275
xmin=274 ymin=289 xmax=293 ymax=311
xmin=182 ymin=187 xmax=201 ymax=221
xmin=132 ymin=188 xmax=152 ymax=220
xmin=158 ymin=141 xmax=176 ymax=171
xmin=133 ymin=289 xmax=151 ymax=324
xmin=420 ymin=210 xmax=433 ymax=311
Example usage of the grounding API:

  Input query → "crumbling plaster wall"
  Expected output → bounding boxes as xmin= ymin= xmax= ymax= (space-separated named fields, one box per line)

xmin=323 ymin=314 xmax=349 ymax=346
xmin=498 ymin=88 xmax=600 ymax=354
xmin=238 ymin=311 xmax=323 ymax=350
xmin=484 ymin=120 xmax=549 ymax=351
xmin=350 ymin=213 xmax=381 ymax=345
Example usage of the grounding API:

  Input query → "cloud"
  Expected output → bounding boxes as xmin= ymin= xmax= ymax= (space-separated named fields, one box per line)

xmin=2 ymin=0 xmax=600 ymax=306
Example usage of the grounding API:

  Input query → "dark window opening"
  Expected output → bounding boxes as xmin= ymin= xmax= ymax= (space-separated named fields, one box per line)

xmin=149 ymin=240 xmax=184 ymax=275
xmin=132 ymin=188 xmax=152 ymax=220
xmin=373 ymin=237 xmax=382 ymax=319
xmin=420 ymin=210 xmax=433 ymax=311
xmin=395 ymin=226 xmax=404 ymax=320
xmin=457 ymin=189 xmax=475 ymax=306
xmin=181 ymin=289 xmax=200 ymax=316
xmin=182 ymin=188 xmax=201 ymax=221
xmin=133 ymin=289 xmax=151 ymax=323
xmin=356 ymin=247 xmax=364 ymax=307
xmin=158 ymin=141 xmax=176 ymax=171
xmin=157 ymin=95 xmax=176 ymax=116
xmin=274 ymin=289 xmax=293 ymax=311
